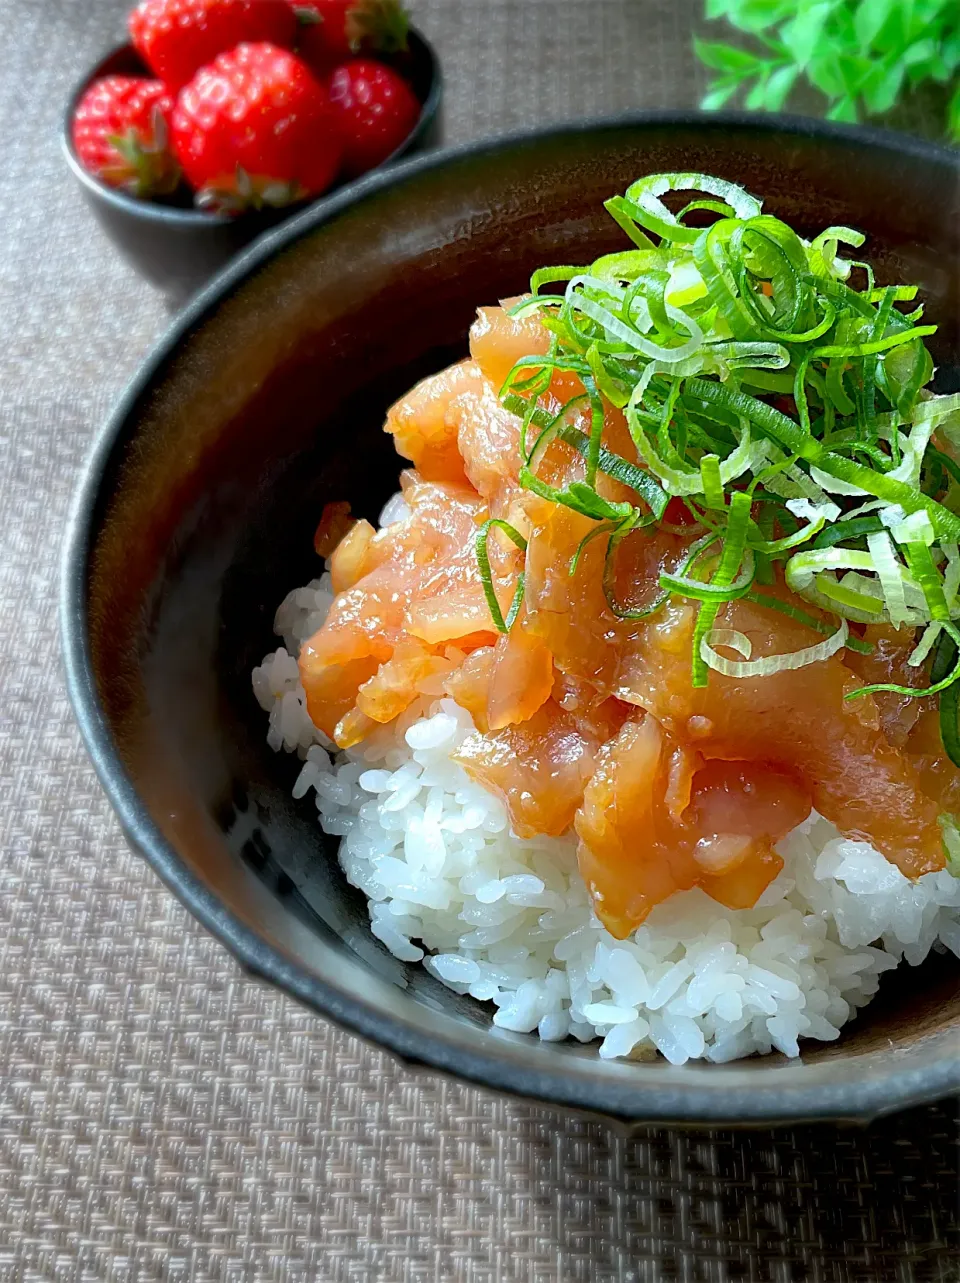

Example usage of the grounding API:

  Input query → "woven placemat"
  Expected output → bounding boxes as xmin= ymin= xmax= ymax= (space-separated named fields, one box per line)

xmin=0 ymin=1 xmax=957 ymax=1279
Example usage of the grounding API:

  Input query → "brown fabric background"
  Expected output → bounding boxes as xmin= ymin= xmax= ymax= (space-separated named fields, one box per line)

xmin=0 ymin=1 xmax=957 ymax=1278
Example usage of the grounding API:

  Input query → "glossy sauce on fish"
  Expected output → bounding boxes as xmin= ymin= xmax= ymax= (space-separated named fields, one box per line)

xmin=299 ymin=302 xmax=954 ymax=937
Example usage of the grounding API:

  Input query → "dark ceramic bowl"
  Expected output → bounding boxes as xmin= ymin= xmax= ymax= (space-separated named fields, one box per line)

xmin=62 ymin=115 xmax=960 ymax=1127
xmin=62 ymin=36 xmax=442 ymax=302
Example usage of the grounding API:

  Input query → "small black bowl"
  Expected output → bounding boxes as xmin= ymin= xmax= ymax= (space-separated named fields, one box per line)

xmin=62 ymin=115 xmax=960 ymax=1127
xmin=62 ymin=35 xmax=442 ymax=302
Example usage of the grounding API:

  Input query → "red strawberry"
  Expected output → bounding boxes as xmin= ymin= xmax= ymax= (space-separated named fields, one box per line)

xmin=328 ymin=59 xmax=420 ymax=176
xmin=72 ymin=76 xmax=180 ymax=197
xmin=129 ymin=0 xmax=298 ymax=91
xmin=170 ymin=42 xmax=342 ymax=213
xmin=292 ymin=0 xmax=408 ymax=76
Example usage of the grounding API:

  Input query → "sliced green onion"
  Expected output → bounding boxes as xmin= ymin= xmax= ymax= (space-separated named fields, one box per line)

xmin=691 ymin=490 xmax=752 ymax=686
xmin=476 ymin=519 xmax=527 ymax=633
xmin=816 ymin=573 xmax=885 ymax=616
xmin=569 ymin=521 xmax=617 ymax=577
xmin=808 ymin=226 xmax=865 ymax=279
xmin=909 ymin=621 xmax=943 ymax=669
xmin=865 ymin=530 xmax=911 ymax=628
xmin=688 ymin=378 xmax=960 ymax=540
xmin=585 ymin=341 xmax=630 ymax=408
xmin=701 ymin=616 xmax=849 ymax=678
xmin=846 ymin=622 xmax=960 ymax=701
xmin=743 ymin=590 xmax=873 ymax=655
xmin=525 ymin=393 xmax=589 ymax=469
xmin=555 ymin=424 xmax=669 ymax=517
xmin=811 ymin=516 xmax=883 ymax=549
xmin=700 ymin=454 xmax=724 ymax=508
xmin=813 ymin=325 xmax=937 ymax=360
xmin=926 ymin=444 xmax=960 ymax=492
xmin=481 ymin=170 xmax=960 ymax=761
xmin=602 ymin=519 xmax=669 ymax=620
xmin=914 ymin=392 xmax=960 ymax=426
xmin=603 ymin=196 xmax=658 ymax=250
xmin=676 ymin=197 xmax=737 ymax=221
xmin=568 ymin=282 xmax=705 ymax=363
xmin=661 ymin=547 xmax=756 ymax=602
xmin=519 ymin=464 xmax=634 ymax=524
xmin=528 ymin=266 xmax=582 ymax=297
xmin=902 ymin=541 xmax=950 ymax=622
xmin=786 ymin=548 xmax=885 ymax=623
xmin=888 ymin=509 xmax=936 ymax=547
xmin=934 ymin=632 xmax=960 ymax=768
xmin=622 ymin=172 xmax=761 ymax=244
xmin=938 ymin=814 xmax=960 ymax=874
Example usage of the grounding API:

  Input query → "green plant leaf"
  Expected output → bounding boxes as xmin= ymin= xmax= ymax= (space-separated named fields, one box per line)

xmin=836 ymin=52 xmax=873 ymax=94
xmin=701 ymin=80 xmax=744 ymax=109
xmin=921 ymin=51 xmax=951 ymax=82
xmin=860 ymin=58 xmax=904 ymax=112
xmin=763 ymin=63 xmax=800 ymax=107
xmin=694 ymin=38 xmax=764 ymax=72
xmin=780 ymin=2 xmax=833 ymax=68
xmin=879 ymin=0 xmax=914 ymax=52
xmin=694 ymin=0 xmax=960 ymax=138
xmin=807 ymin=52 xmax=847 ymax=96
xmin=903 ymin=37 xmax=938 ymax=65
xmin=854 ymin=0 xmax=897 ymax=48
xmin=744 ymin=74 xmax=770 ymax=108
xmin=826 ymin=94 xmax=860 ymax=120
xmin=942 ymin=30 xmax=960 ymax=73
xmin=949 ymin=80 xmax=960 ymax=139
xmin=915 ymin=0 xmax=953 ymax=23
xmin=727 ymin=0 xmax=795 ymax=32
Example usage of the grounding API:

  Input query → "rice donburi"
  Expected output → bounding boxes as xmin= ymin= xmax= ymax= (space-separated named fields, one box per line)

xmin=254 ymin=173 xmax=960 ymax=1063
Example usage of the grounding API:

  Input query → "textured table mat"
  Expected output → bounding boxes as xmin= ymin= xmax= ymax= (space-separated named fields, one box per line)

xmin=1 ymin=1 xmax=958 ymax=1279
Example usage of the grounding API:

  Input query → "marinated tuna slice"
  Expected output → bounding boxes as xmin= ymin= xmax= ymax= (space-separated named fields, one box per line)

xmin=574 ymin=716 xmax=810 ymax=937
xmin=470 ymin=299 xmax=554 ymax=393
xmin=384 ymin=359 xmax=480 ymax=485
xmin=625 ymin=597 xmax=947 ymax=878
xmin=328 ymin=518 xmax=380 ymax=593
xmin=845 ymin=623 xmax=933 ymax=748
xmin=523 ymin=495 xmax=693 ymax=695
xmin=306 ymin=279 xmax=955 ymax=907
xmin=452 ymin=375 xmax=523 ymax=504
xmin=299 ymin=479 xmax=498 ymax=745
xmin=441 ymin=624 xmax=555 ymax=732
xmin=299 ymin=653 xmax=381 ymax=742
xmin=487 ymin=624 xmax=555 ymax=730
xmin=355 ymin=638 xmax=451 ymax=724
xmin=467 ymin=303 xmax=641 ymax=497
xmin=444 ymin=645 xmax=495 ymax=733
xmin=900 ymin=707 xmax=960 ymax=818
xmin=470 ymin=299 xmax=589 ymax=403
xmin=454 ymin=697 xmax=628 ymax=838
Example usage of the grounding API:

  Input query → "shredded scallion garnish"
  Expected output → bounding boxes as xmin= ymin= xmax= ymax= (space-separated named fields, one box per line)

xmin=475 ymin=171 xmax=960 ymax=781
xmin=476 ymin=519 xmax=528 ymax=633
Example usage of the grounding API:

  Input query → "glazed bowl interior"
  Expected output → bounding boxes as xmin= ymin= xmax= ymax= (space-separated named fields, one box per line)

xmin=64 ymin=117 xmax=960 ymax=1125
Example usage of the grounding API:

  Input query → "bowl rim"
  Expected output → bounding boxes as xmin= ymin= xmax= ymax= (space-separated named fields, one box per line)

xmin=61 ymin=31 xmax=443 ymax=227
xmin=61 ymin=111 xmax=960 ymax=1125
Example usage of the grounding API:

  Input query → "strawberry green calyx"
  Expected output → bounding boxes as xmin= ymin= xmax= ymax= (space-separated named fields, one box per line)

xmin=194 ymin=166 xmax=306 ymax=216
xmin=106 ymin=105 xmax=181 ymax=197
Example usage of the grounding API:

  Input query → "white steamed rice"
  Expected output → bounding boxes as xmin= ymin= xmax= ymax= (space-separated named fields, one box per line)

xmin=252 ymin=560 xmax=960 ymax=1064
